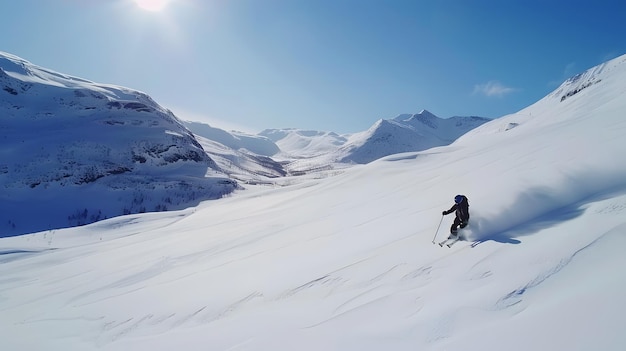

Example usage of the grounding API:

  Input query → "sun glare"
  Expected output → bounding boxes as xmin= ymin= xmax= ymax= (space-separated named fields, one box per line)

xmin=134 ymin=0 xmax=170 ymax=12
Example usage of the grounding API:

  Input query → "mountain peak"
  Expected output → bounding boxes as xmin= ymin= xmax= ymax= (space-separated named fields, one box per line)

xmin=338 ymin=112 xmax=489 ymax=164
xmin=393 ymin=109 xmax=438 ymax=123
xmin=417 ymin=109 xmax=437 ymax=118
xmin=404 ymin=110 xmax=440 ymax=129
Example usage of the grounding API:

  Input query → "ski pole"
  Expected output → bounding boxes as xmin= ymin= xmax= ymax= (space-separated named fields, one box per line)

xmin=432 ymin=215 xmax=444 ymax=244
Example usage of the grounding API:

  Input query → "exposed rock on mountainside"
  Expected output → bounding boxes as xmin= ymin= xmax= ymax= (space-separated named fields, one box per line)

xmin=0 ymin=52 xmax=237 ymax=236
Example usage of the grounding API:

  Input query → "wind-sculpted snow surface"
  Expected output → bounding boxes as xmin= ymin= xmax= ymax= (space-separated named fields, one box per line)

xmin=0 ymin=52 xmax=236 ymax=236
xmin=0 ymin=53 xmax=626 ymax=351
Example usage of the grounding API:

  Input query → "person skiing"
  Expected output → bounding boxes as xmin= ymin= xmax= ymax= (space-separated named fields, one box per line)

xmin=442 ymin=194 xmax=470 ymax=237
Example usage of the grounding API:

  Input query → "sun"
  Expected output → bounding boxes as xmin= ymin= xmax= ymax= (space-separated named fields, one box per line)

xmin=134 ymin=0 xmax=170 ymax=12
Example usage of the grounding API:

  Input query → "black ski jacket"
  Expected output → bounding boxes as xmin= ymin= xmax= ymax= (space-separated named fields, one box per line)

xmin=444 ymin=196 xmax=470 ymax=222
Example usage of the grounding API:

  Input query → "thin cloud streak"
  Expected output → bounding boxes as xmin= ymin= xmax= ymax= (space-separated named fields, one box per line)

xmin=473 ymin=80 xmax=517 ymax=97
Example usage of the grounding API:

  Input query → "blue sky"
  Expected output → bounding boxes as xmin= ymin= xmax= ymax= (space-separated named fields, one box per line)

xmin=2 ymin=0 xmax=624 ymax=133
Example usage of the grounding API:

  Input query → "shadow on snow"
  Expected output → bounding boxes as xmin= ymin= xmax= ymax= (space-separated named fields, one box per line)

xmin=469 ymin=184 xmax=626 ymax=247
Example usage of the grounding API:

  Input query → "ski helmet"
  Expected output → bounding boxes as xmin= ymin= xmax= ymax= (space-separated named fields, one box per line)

xmin=454 ymin=195 xmax=464 ymax=204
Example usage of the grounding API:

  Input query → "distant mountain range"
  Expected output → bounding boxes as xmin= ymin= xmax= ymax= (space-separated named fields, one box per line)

xmin=337 ymin=111 xmax=489 ymax=164
xmin=0 ymin=51 xmax=488 ymax=235
xmin=186 ymin=110 xmax=490 ymax=178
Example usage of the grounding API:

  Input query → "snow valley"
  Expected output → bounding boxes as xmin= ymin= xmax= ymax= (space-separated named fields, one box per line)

xmin=1 ymin=52 xmax=626 ymax=350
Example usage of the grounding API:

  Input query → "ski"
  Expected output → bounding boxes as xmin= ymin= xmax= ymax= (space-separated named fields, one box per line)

xmin=438 ymin=238 xmax=451 ymax=246
xmin=446 ymin=237 xmax=460 ymax=247
xmin=438 ymin=235 xmax=460 ymax=247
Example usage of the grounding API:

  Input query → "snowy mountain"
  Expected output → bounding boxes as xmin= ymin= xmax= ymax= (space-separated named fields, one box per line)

xmin=194 ymin=134 xmax=288 ymax=182
xmin=0 ymin=52 xmax=237 ymax=236
xmin=183 ymin=121 xmax=288 ymax=182
xmin=2 ymin=52 xmax=625 ymax=350
xmin=257 ymin=112 xmax=489 ymax=173
xmin=183 ymin=110 xmax=488 ymax=180
xmin=184 ymin=121 xmax=280 ymax=157
xmin=1 ymin=52 xmax=626 ymax=350
xmin=337 ymin=110 xmax=490 ymax=164
xmin=259 ymin=128 xmax=349 ymax=158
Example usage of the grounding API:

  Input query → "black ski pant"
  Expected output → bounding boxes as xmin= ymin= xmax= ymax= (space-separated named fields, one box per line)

xmin=450 ymin=217 xmax=468 ymax=232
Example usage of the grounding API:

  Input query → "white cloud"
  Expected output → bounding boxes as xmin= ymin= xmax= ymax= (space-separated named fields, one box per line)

xmin=473 ymin=80 xmax=517 ymax=97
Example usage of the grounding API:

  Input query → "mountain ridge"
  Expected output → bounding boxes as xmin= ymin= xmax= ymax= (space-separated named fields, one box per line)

xmin=0 ymin=51 xmax=237 ymax=236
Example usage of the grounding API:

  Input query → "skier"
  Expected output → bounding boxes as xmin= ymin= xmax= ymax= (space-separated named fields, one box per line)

xmin=442 ymin=194 xmax=470 ymax=237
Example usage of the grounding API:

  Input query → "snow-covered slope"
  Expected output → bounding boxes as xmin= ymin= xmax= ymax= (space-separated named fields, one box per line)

xmin=0 ymin=52 xmax=237 ymax=236
xmin=1 ymin=53 xmax=626 ymax=351
xmin=194 ymin=135 xmax=288 ymax=183
xmin=183 ymin=121 xmax=288 ymax=182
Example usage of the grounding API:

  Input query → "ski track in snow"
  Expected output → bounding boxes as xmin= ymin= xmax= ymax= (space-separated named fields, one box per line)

xmin=495 ymin=224 xmax=623 ymax=310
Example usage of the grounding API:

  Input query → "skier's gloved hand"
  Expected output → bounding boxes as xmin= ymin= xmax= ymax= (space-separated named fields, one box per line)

xmin=442 ymin=211 xmax=447 ymax=215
